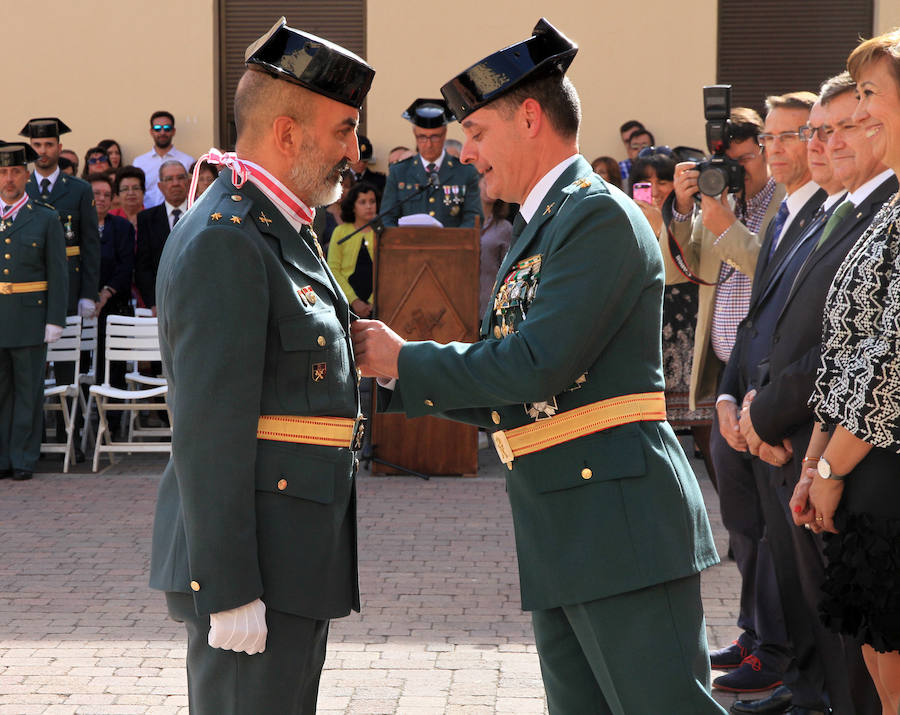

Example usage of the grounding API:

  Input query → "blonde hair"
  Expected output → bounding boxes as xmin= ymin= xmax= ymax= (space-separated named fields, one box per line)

xmin=847 ymin=28 xmax=900 ymax=90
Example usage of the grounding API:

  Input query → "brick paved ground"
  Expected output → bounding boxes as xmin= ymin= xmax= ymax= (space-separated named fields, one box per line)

xmin=0 ymin=442 xmax=751 ymax=714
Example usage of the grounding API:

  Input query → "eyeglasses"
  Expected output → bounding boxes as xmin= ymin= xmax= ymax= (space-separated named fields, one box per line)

xmin=637 ymin=146 xmax=675 ymax=159
xmin=159 ymin=175 xmax=188 ymax=183
xmin=152 ymin=124 xmax=174 ymax=132
xmin=733 ymin=146 xmax=764 ymax=164
xmin=757 ymin=131 xmax=804 ymax=148
xmin=799 ymin=124 xmax=833 ymax=142
xmin=414 ymin=134 xmax=444 ymax=145
xmin=87 ymin=156 xmax=109 ymax=165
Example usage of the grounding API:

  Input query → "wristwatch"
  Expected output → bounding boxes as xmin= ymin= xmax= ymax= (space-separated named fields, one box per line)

xmin=817 ymin=456 xmax=844 ymax=481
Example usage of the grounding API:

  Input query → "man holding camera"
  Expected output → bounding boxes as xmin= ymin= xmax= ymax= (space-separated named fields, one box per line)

xmin=661 ymin=106 xmax=792 ymax=694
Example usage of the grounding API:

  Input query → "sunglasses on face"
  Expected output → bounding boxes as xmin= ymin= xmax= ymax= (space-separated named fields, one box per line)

xmin=152 ymin=124 xmax=174 ymax=132
xmin=637 ymin=146 xmax=675 ymax=159
xmin=88 ymin=156 xmax=109 ymax=165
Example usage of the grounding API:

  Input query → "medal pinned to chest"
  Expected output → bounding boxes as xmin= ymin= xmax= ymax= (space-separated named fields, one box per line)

xmin=64 ymin=214 xmax=75 ymax=242
xmin=492 ymin=254 xmax=542 ymax=338
xmin=442 ymin=185 xmax=465 ymax=215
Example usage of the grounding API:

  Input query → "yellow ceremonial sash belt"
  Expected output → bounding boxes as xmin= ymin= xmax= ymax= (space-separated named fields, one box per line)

xmin=0 ymin=280 xmax=48 ymax=295
xmin=492 ymin=391 xmax=667 ymax=468
xmin=65 ymin=246 xmax=80 ymax=257
xmin=257 ymin=414 xmax=365 ymax=450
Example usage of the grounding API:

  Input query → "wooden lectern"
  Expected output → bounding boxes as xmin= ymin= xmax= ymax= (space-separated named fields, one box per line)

xmin=371 ymin=224 xmax=481 ymax=476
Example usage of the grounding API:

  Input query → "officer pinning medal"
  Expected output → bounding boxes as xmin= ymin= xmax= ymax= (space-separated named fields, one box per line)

xmin=148 ymin=18 xmax=373 ymax=713
xmin=352 ymin=19 xmax=727 ymax=711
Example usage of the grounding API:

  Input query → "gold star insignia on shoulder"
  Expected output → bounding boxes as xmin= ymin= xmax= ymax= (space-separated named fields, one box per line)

xmin=258 ymin=211 xmax=272 ymax=226
xmin=230 ymin=215 xmax=242 ymax=224
xmin=210 ymin=212 xmax=222 ymax=221
xmin=542 ymin=202 xmax=556 ymax=215
xmin=574 ymin=178 xmax=591 ymax=188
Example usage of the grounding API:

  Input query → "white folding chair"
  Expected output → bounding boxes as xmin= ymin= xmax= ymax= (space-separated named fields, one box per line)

xmin=41 ymin=316 xmax=82 ymax=473
xmin=89 ymin=315 xmax=170 ymax=471
xmin=134 ymin=307 xmax=154 ymax=318
xmin=78 ymin=316 xmax=98 ymax=453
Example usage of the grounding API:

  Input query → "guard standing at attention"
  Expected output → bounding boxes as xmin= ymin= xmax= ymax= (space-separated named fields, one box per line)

xmin=353 ymin=19 xmax=725 ymax=713
xmin=380 ymin=98 xmax=482 ymax=227
xmin=21 ymin=118 xmax=99 ymax=449
xmin=148 ymin=17 xmax=375 ymax=714
xmin=0 ymin=142 xmax=67 ymax=481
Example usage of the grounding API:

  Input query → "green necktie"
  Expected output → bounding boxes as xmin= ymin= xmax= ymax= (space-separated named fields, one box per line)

xmin=815 ymin=200 xmax=854 ymax=250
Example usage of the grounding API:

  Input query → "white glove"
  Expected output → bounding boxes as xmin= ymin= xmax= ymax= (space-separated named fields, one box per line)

xmin=44 ymin=323 xmax=64 ymax=343
xmin=208 ymin=598 xmax=267 ymax=655
xmin=78 ymin=298 xmax=97 ymax=317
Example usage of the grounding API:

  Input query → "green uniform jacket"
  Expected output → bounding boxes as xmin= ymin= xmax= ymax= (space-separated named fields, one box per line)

xmin=384 ymin=157 xmax=718 ymax=611
xmin=149 ymin=174 xmax=361 ymax=621
xmin=0 ymin=200 xmax=67 ymax=348
xmin=381 ymin=154 xmax=482 ymax=228
xmin=27 ymin=172 xmax=100 ymax=312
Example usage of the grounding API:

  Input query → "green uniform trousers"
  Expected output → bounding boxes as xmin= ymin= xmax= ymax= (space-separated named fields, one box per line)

xmin=0 ymin=344 xmax=48 ymax=472
xmin=532 ymin=573 xmax=726 ymax=714
xmin=166 ymin=593 xmax=329 ymax=715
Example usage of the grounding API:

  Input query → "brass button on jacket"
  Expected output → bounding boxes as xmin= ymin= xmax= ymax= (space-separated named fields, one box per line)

xmin=317 ymin=335 xmax=326 ymax=347
xmin=491 ymin=411 xmax=501 ymax=425
xmin=424 ymin=399 xmax=434 ymax=407
xmin=581 ymin=468 xmax=593 ymax=480
xmin=277 ymin=478 xmax=288 ymax=491
xmin=190 ymin=580 xmax=201 ymax=591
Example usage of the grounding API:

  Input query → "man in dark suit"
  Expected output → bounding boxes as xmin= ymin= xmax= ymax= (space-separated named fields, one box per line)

xmin=381 ymin=98 xmax=482 ymax=227
xmin=0 ymin=142 xmax=67 ymax=481
xmin=148 ymin=18 xmax=374 ymax=714
xmin=734 ymin=74 xmax=892 ymax=715
xmin=353 ymin=19 xmax=725 ymax=712
xmin=135 ymin=160 xmax=188 ymax=314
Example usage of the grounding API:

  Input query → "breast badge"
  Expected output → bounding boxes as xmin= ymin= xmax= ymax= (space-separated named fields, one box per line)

xmin=491 ymin=254 xmax=542 ymax=338
xmin=312 ymin=362 xmax=327 ymax=382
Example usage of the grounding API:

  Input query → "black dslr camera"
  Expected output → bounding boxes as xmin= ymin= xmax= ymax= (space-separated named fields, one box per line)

xmin=694 ymin=85 xmax=745 ymax=197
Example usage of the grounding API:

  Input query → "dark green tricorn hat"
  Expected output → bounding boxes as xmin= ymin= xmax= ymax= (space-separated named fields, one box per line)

xmin=0 ymin=142 xmax=40 ymax=166
xmin=245 ymin=17 xmax=375 ymax=109
xmin=19 ymin=117 xmax=72 ymax=139
xmin=402 ymin=98 xmax=454 ymax=128
xmin=440 ymin=18 xmax=578 ymax=121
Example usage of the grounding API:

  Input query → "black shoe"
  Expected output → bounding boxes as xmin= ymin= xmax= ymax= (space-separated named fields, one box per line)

xmin=0 ymin=468 xmax=12 ymax=479
xmin=711 ymin=635 xmax=752 ymax=669
xmin=731 ymin=685 xmax=793 ymax=714
xmin=713 ymin=654 xmax=783 ymax=692
xmin=12 ymin=470 xmax=33 ymax=481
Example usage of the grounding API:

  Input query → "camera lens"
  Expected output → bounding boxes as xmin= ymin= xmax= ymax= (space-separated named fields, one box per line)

xmin=698 ymin=167 xmax=727 ymax=196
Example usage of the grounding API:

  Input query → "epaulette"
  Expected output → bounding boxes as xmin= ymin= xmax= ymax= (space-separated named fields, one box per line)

xmin=206 ymin=192 xmax=254 ymax=227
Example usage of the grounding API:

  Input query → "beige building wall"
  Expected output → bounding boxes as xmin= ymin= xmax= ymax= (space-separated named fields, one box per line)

xmin=875 ymin=0 xmax=900 ymax=32
xmin=1 ymin=1 xmax=218 ymax=172
xmin=366 ymin=1 xmax=718 ymax=173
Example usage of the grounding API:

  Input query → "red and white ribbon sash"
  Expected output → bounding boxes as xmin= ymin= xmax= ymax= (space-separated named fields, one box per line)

xmin=0 ymin=193 xmax=29 ymax=222
xmin=189 ymin=148 xmax=314 ymax=225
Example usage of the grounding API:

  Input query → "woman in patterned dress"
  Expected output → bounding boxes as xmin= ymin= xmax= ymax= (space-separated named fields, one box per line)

xmin=790 ymin=28 xmax=900 ymax=712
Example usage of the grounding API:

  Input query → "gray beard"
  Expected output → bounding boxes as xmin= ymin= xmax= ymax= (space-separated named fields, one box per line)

xmin=288 ymin=140 xmax=346 ymax=207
